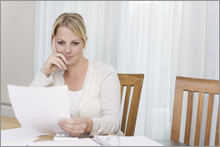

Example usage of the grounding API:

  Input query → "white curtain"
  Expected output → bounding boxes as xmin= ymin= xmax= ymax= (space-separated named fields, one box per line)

xmin=177 ymin=2 xmax=219 ymax=146
xmin=34 ymin=1 xmax=219 ymax=145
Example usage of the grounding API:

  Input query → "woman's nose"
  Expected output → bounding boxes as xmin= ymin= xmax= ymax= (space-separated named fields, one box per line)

xmin=65 ymin=45 xmax=71 ymax=54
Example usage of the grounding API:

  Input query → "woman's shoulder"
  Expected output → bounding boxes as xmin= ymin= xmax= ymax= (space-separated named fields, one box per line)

xmin=91 ymin=60 xmax=119 ymax=82
xmin=92 ymin=60 xmax=111 ymax=68
xmin=92 ymin=60 xmax=117 ymax=73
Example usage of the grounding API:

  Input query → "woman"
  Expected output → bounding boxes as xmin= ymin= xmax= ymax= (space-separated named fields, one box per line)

xmin=30 ymin=13 xmax=122 ymax=137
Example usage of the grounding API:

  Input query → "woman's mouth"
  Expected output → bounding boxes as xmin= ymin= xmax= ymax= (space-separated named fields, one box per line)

xmin=64 ymin=55 xmax=73 ymax=59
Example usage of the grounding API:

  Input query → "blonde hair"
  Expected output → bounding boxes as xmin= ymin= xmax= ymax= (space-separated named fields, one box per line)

xmin=51 ymin=13 xmax=87 ymax=50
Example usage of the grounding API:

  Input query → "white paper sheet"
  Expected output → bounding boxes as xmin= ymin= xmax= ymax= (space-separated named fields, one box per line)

xmin=1 ymin=128 xmax=49 ymax=140
xmin=1 ymin=136 xmax=39 ymax=146
xmin=7 ymin=85 xmax=71 ymax=133
xmin=29 ymin=138 xmax=100 ymax=146
xmin=93 ymin=135 xmax=164 ymax=146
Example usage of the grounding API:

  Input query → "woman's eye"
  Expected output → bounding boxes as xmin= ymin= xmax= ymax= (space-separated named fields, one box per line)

xmin=73 ymin=42 xmax=79 ymax=45
xmin=58 ymin=42 xmax=64 ymax=45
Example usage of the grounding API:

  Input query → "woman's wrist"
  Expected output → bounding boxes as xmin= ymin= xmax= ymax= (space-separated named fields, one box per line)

xmin=85 ymin=117 xmax=93 ymax=133
xmin=40 ymin=68 xmax=50 ymax=77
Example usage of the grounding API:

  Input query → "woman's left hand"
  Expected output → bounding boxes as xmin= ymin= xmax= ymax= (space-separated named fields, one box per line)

xmin=58 ymin=117 xmax=93 ymax=137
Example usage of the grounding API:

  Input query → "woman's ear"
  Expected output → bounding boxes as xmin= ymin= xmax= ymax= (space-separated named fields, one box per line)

xmin=52 ymin=37 xmax=57 ymax=53
xmin=86 ymin=36 xmax=88 ymax=42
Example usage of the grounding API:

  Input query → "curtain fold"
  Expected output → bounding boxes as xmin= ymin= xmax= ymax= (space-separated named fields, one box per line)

xmin=34 ymin=1 xmax=219 ymax=145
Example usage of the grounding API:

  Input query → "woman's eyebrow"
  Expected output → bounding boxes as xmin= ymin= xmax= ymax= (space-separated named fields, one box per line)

xmin=57 ymin=39 xmax=80 ymax=42
xmin=71 ymin=39 xmax=80 ymax=42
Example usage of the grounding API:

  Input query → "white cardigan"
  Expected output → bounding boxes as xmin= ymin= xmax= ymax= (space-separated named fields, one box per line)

xmin=30 ymin=60 xmax=123 ymax=136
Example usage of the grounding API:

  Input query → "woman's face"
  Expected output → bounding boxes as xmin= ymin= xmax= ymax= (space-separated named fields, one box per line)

xmin=54 ymin=26 xmax=85 ymax=65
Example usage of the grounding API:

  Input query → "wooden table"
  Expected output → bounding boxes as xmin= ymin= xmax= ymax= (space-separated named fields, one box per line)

xmin=1 ymin=116 xmax=53 ymax=142
xmin=1 ymin=116 xmax=188 ymax=145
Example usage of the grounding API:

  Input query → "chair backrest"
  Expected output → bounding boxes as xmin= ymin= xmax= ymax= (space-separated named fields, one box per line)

xmin=171 ymin=76 xmax=219 ymax=146
xmin=118 ymin=74 xmax=144 ymax=136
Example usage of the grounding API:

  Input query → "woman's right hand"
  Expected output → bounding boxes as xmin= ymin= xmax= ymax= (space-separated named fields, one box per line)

xmin=40 ymin=53 xmax=69 ymax=77
xmin=40 ymin=37 xmax=69 ymax=77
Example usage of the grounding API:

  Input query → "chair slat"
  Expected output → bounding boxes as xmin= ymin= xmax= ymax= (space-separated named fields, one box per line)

xmin=194 ymin=92 xmax=204 ymax=146
xmin=171 ymin=89 xmax=184 ymax=142
xmin=121 ymin=85 xmax=131 ymax=133
xmin=184 ymin=91 xmax=194 ymax=144
xmin=125 ymin=86 xmax=142 ymax=136
xmin=204 ymin=93 xmax=214 ymax=146
xmin=215 ymin=106 xmax=219 ymax=146
xmin=120 ymin=85 xmax=124 ymax=101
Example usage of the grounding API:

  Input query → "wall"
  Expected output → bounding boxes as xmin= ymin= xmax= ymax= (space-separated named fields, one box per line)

xmin=1 ymin=1 xmax=35 ymax=105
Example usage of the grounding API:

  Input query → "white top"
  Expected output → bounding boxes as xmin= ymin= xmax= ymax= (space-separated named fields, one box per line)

xmin=30 ymin=60 xmax=123 ymax=136
xmin=68 ymin=90 xmax=83 ymax=118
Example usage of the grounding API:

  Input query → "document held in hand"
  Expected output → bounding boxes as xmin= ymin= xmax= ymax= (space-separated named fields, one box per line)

xmin=7 ymin=85 xmax=70 ymax=134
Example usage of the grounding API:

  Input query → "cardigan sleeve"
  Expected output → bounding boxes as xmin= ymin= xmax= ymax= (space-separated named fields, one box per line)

xmin=89 ymin=65 xmax=121 ymax=136
xmin=30 ymin=71 xmax=53 ymax=87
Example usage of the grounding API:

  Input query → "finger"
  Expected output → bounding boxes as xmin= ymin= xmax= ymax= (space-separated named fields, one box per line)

xmin=55 ymin=53 xmax=69 ymax=65
xmin=59 ymin=125 xmax=84 ymax=135
xmin=50 ymin=58 xmax=64 ymax=69
xmin=58 ymin=122 xmax=85 ymax=130
xmin=62 ymin=117 xmax=83 ymax=125
xmin=49 ymin=54 xmax=66 ymax=69
xmin=54 ymin=57 xmax=67 ymax=70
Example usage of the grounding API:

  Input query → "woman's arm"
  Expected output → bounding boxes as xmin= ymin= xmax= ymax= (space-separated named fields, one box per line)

xmin=89 ymin=65 xmax=121 ymax=135
xmin=30 ymin=70 xmax=54 ymax=87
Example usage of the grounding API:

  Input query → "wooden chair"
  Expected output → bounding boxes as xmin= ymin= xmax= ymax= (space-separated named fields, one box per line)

xmin=171 ymin=76 xmax=219 ymax=146
xmin=118 ymin=74 xmax=144 ymax=136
